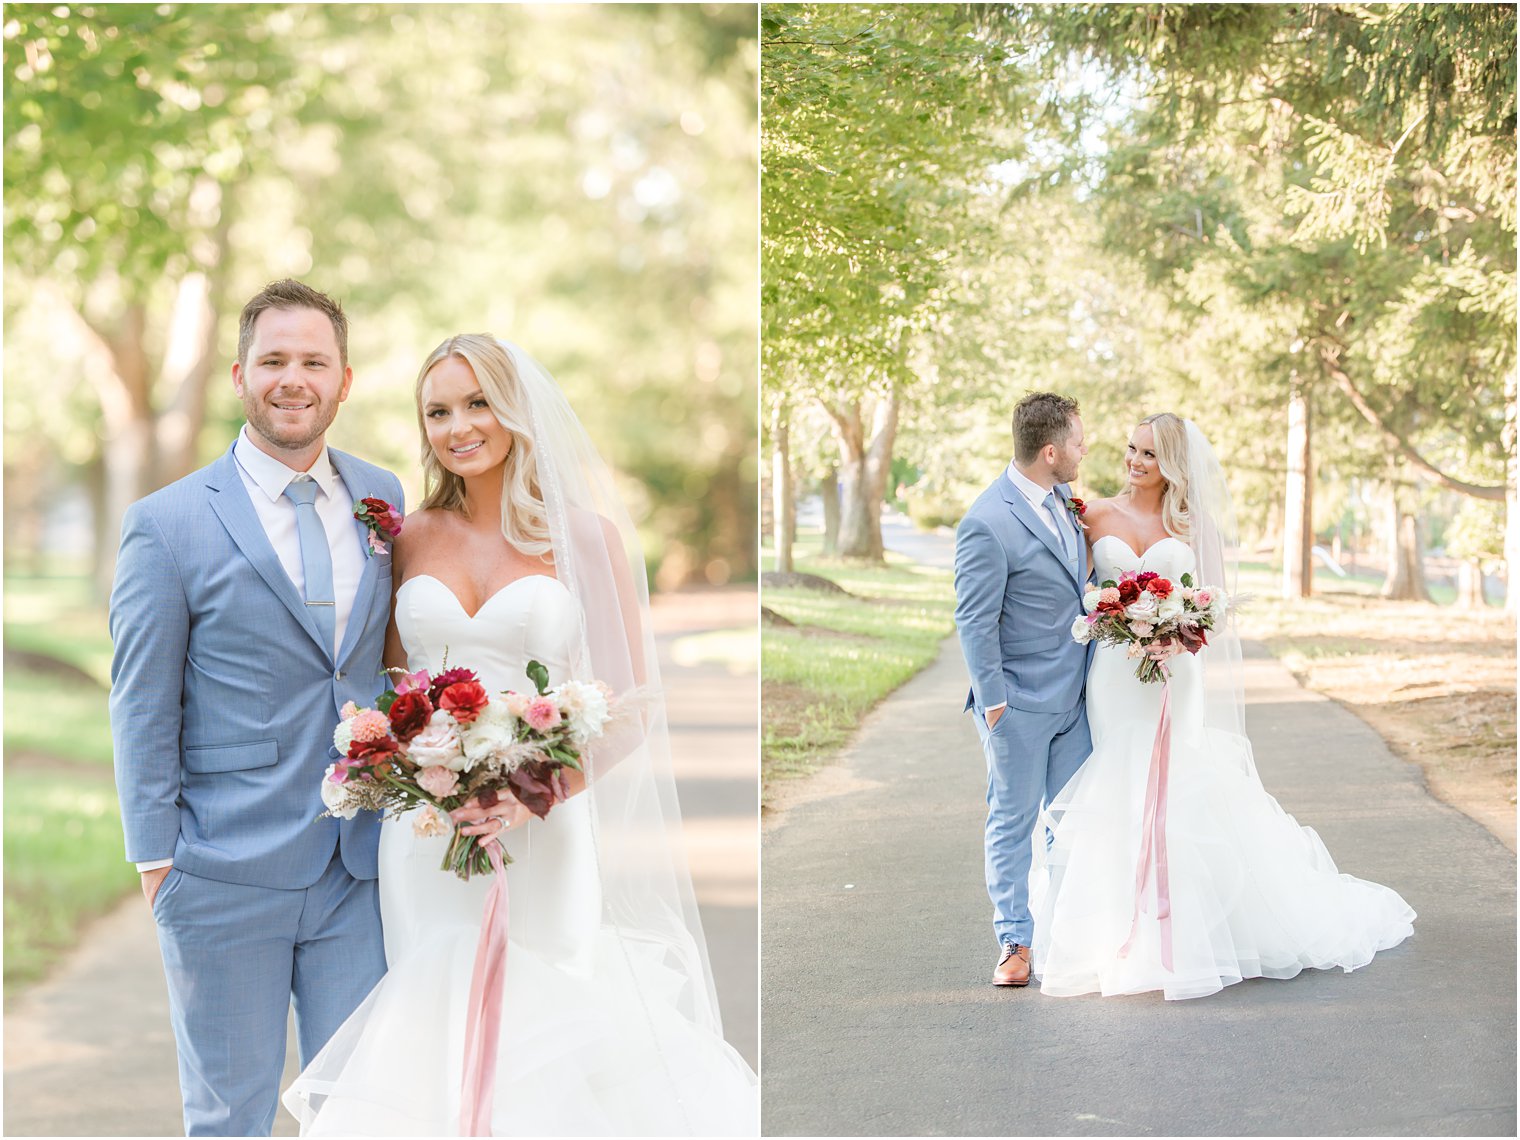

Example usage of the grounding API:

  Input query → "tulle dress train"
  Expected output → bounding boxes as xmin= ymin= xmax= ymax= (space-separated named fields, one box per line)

xmin=1030 ymin=536 xmax=1415 ymax=1001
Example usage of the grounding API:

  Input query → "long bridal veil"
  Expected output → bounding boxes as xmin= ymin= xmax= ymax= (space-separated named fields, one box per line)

xmin=506 ymin=340 xmax=752 ymax=1097
xmin=1182 ymin=419 xmax=1250 ymax=753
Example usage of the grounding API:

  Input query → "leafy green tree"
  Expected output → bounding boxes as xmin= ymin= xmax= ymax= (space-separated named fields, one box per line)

xmin=763 ymin=3 xmax=1038 ymax=561
xmin=5 ymin=3 xmax=758 ymax=593
xmin=1019 ymin=2 xmax=1516 ymax=601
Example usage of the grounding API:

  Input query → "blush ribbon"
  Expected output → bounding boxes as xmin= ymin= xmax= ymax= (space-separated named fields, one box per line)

xmin=460 ymin=838 xmax=510 ymax=1136
xmin=1119 ymin=664 xmax=1174 ymax=971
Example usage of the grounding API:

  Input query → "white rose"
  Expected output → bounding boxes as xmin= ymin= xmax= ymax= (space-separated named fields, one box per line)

xmin=332 ymin=719 xmax=354 ymax=755
xmin=1124 ymin=595 xmax=1159 ymax=622
xmin=1157 ymin=596 xmax=1184 ymax=622
xmin=554 ymin=680 xmax=610 ymax=743
xmin=1128 ymin=620 xmax=1155 ymax=637
xmin=1082 ymin=588 xmax=1102 ymax=614
xmin=1070 ymin=615 xmax=1093 ymax=645
xmin=406 ymin=709 xmax=467 ymax=771
xmin=462 ymin=716 xmax=518 ymax=768
xmin=320 ymin=764 xmax=360 ymax=820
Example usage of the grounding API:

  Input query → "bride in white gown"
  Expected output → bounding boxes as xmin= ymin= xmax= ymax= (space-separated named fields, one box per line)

xmin=283 ymin=336 xmax=757 ymax=1134
xmin=1031 ymin=413 xmax=1414 ymax=1001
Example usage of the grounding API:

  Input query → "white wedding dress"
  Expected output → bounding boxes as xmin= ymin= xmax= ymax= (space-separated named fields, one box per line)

xmin=1030 ymin=536 xmax=1415 ymax=1001
xmin=283 ymin=574 xmax=758 ymax=1134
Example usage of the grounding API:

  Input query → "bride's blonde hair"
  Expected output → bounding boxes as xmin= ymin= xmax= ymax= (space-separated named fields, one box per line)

xmin=1129 ymin=412 xmax=1191 ymax=541
xmin=415 ymin=334 xmax=552 ymax=557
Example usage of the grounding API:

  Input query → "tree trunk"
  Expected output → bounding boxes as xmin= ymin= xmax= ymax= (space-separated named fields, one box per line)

xmin=820 ymin=465 xmax=840 ymax=557
xmin=772 ymin=402 xmax=795 ymax=574
xmin=156 ymin=179 xmax=233 ymax=484
xmin=830 ymin=390 xmax=899 ymax=563
xmin=3 ymin=442 xmax=48 ymax=576
xmin=1457 ymin=558 xmax=1488 ymax=609
xmin=79 ymin=299 xmax=155 ymax=599
xmin=1281 ymin=377 xmax=1313 ymax=599
xmin=1504 ymin=366 xmax=1517 ymax=613
xmin=1382 ymin=474 xmax=1431 ymax=602
xmin=68 ymin=183 xmax=234 ymax=598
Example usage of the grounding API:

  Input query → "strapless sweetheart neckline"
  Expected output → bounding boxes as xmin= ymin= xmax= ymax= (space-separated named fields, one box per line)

xmin=1091 ymin=534 xmax=1190 ymax=561
xmin=397 ymin=572 xmax=565 ymax=621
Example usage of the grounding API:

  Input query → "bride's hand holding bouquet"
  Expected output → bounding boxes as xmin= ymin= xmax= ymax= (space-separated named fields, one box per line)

xmin=1071 ymin=570 xmax=1237 ymax=682
xmin=319 ymin=658 xmax=615 ymax=879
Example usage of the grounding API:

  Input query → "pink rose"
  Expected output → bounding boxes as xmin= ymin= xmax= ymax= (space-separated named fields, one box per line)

xmin=416 ymin=765 xmax=460 ymax=799
xmin=1194 ymin=589 xmax=1214 ymax=608
xmin=524 ymin=697 xmax=562 ymax=733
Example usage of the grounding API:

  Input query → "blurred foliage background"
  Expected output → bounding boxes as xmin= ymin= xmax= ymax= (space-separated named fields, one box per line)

xmin=762 ymin=3 xmax=1515 ymax=611
xmin=5 ymin=1 xmax=758 ymax=593
xmin=2 ymin=2 xmax=758 ymax=994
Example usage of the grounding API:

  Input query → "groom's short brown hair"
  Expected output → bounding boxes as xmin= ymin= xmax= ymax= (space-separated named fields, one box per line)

xmin=1012 ymin=392 xmax=1081 ymax=463
xmin=237 ymin=279 xmax=349 ymax=368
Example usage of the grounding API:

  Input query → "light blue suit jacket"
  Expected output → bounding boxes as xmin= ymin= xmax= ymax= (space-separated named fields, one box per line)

xmin=110 ymin=442 xmax=404 ymax=889
xmin=954 ymin=472 xmax=1091 ymax=716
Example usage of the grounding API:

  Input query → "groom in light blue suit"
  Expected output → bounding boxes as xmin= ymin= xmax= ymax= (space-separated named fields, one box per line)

xmin=954 ymin=392 xmax=1093 ymax=987
xmin=111 ymin=280 xmax=403 ymax=1135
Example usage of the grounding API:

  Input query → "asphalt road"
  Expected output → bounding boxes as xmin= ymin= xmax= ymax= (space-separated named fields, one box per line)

xmin=760 ymin=627 xmax=1516 ymax=1136
xmin=3 ymin=589 xmax=758 ymax=1137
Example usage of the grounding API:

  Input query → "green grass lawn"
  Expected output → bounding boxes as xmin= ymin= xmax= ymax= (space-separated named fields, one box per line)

xmin=4 ymin=772 xmax=138 ymax=995
xmin=761 ymin=534 xmax=955 ymax=796
xmin=3 ymin=571 xmax=129 ymax=998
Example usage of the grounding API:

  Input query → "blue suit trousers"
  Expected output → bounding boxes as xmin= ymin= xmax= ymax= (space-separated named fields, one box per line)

xmin=153 ymin=850 xmax=386 ymax=1136
xmin=974 ymin=702 xmax=1091 ymax=948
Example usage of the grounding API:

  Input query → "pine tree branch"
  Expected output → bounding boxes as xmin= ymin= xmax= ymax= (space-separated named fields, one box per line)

xmin=1312 ymin=336 xmax=1505 ymax=500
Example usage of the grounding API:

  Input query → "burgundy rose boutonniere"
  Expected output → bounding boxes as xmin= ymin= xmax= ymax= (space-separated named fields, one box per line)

xmin=354 ymin=498 xmax=403 ymax=556
xmin=1066 ymin=496 xmax=1088 ymax=531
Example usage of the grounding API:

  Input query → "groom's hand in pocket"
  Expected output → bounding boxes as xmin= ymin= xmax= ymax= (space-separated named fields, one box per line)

xmin=141 ymin=865 xmax=172 ymax=907
xmin=985 ymin=706 xmax=1005 ymax=730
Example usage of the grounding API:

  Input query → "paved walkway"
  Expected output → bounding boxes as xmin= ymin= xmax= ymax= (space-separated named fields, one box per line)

xmin=3 ymin=588 xmax=758 ymax=1137
xmin=762 ymin=549 xmax=1516 ymax=1134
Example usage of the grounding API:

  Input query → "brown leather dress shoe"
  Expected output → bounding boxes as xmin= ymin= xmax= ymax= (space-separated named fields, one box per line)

xmin=993 ymin=943 xmax=1031 ymax=987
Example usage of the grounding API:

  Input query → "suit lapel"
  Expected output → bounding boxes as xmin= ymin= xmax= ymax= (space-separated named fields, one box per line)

xmin=205 ymin=446 xmax=329 ymax=655
xmin=999 ymin=474 xmax=1074 ymax=583
xmin=329 ymin=449 xmax=386 ymax=668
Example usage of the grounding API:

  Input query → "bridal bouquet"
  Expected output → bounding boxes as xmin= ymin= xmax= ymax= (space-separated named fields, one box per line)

xmin=1071 ymin=571 xmax=1231 ymax=683
xmin=318 ymin=660 xmax=612 ymax=879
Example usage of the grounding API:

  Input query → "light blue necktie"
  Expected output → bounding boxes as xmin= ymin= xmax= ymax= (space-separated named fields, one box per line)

xmin=1043 ymin=490 xmax=1076 ymax=564
xmin=283 ymin=475 xmax=336 ymax=654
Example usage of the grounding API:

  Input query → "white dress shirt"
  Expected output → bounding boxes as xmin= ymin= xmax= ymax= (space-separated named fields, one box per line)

xmin=1006 ymin=459 xmax=1067 ymax=542
xmin=138 ymin=426 xmax=365 ymax=873
xmin=984 ymin=461 xmax=1075 ymax=718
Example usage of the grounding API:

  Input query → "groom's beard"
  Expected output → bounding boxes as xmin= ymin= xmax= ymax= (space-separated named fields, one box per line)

xmin=1054 ymin=459 xmax=1080 ymax=484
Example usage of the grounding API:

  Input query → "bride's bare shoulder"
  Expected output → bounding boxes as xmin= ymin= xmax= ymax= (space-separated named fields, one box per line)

xmin=1082 ymin=496 xmax=1122 ymax=523
xmin=392 ymin=507 xmax=453 ymax=565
